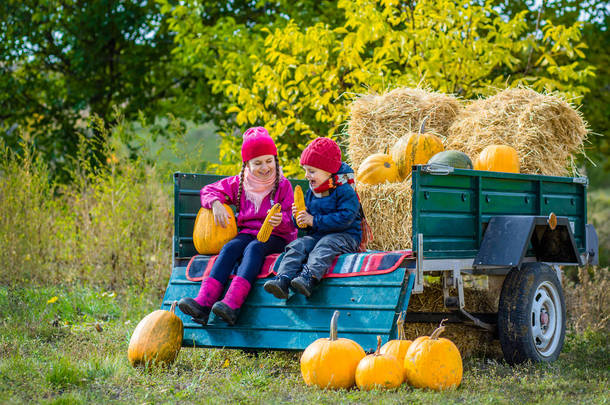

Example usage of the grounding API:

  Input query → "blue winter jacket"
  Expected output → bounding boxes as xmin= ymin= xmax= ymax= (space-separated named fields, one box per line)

xmin=300 ymin=162 xmax=362 ymax=244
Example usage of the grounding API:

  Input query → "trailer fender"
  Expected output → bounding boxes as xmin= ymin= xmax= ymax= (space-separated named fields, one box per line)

xmin=473 ymin=215 xmax=581 ymax=268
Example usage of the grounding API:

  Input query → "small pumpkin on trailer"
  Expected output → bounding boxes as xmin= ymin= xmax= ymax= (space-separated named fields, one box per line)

xmin=128 ymin=301 xmax=184 ymax=367
xmin=390 ymin=116 xmax=445 ymax=180
xmin=403 ymin=319 xmax=462 ymax=391
xmin=300 ymin=311 xmax=365 ymax=389
xmin=474 ymin=144 xmax=520 ymax=173
xmin=192 ymin=203 xmax=237 ymax=254
xmin=355 ymin=336 xmax=404 ymax=390
xmin=356 ymin=153 xmax=400 ymax=185
xmin=427 ymin=150 xmax=473 ymax=169
xmin=379 ymin=312 xmax=412 ymax=380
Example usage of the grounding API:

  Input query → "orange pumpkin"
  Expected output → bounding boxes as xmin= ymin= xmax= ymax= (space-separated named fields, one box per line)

xmin=193 ymin=203 xmax=238 ymax=254
xmin=404 ymin=319 xmax=462 ymax=390
xmin=475 ymin=145 xmax=520 ymax=173
xmin=300 ymin=311 xmax=366 ymax=389
xmin=356 ymin=153 xmax=400 ymax=185
xmin=356 ymin=336 xmax=404 ymax=390
xmin=128 ymin=301 xmax=184 ymax=367
xmin=390 ymin=117 xmax=444 ymax=180
xmin=380 ymin=312 xmax=412 ymax=381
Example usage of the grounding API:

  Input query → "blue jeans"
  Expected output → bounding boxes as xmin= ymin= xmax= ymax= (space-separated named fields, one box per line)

xmin=275 ymin=233 xmax=359 ymax=281
xmin=210 ymin=233 xmax=287 ymax=285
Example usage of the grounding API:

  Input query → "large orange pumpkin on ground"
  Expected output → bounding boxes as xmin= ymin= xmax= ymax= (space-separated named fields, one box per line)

xmin=474 ymin=144 xmax=520 ymax=173
xmin=403 ymin=319 xmax=462 ymax=390
xmin=356 ymin=336 xmax=404 ymax=390
xmin=300 ymin=311 xmax=365 ymax=389
xmin=390 ymin=117 xmax=444 ymax=180
xmin=128 ymin=301 xmax=184 ymax=367
xmin=193 ymin=203 xmax=237 ymax=254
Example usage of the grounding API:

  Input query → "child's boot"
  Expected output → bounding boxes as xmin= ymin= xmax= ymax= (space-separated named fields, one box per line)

xmin=212 ymin=276 xmax=251 ymax=325
xmin=290 ymin=270 xmax=318 ymax=298
xmin=178 ymin=277 xmax=223 ymax=325
xmin=263 ymin=275 xmax=291 ymax=299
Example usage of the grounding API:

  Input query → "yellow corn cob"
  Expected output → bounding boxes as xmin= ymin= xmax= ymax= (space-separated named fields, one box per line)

xmin=257 ymin=203 xmax=282 ymax=242
xmin=293 ymin=185 xmax=307 ymax=228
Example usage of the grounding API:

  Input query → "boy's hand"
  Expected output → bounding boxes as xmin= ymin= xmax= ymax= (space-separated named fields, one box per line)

xmin=297 ymin=211 xmax=313 ymax=227
xmin=291 ymin=203 xmax=298 ymax=217
xmin=268 ymin=212 xmax=282 ymax=227
xmin=211 ymin=200 xmax=229 ymax=228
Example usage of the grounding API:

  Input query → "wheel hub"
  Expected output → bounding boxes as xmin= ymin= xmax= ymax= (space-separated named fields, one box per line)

xmin=530 ymin=281 xmax=562 ymax=357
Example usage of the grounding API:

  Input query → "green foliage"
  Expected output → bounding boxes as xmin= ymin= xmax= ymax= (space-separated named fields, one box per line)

xmin=0 ymin=0 xmax=179 ymax=176
xmin=0 ymin=124 xmax=172 ymax=290
xmin=165 ymin=0 xmax=594 ymax=174
xmin=588 ymin=189 xmax=610 ymax=266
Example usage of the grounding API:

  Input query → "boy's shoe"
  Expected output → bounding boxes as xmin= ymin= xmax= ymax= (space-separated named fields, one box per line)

xmin=178 ymin=298 xmax=211 ymax=325
xmin=263 ymin=275 xmax=291 ymax=299
xmin=211 ymin=301 xmax=240 ymax=326
xmin=290 ymin=272 xmax=317 ymax=298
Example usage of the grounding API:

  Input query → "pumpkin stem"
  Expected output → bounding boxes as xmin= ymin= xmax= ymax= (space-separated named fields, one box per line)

xmin=430 ymin=318 xmax=448 ymax=340
xmin=374 ymin=335 xmax=382 ymax=355
xmin=330 ymin=310 xmax=339 ymax=341
xmin=397 ymin=312 xmax=407 ymax=340
xmin=419 ymin=116 xmax=429 ymax=134
xmin=170 ymin=300 xmax=177 ymax=314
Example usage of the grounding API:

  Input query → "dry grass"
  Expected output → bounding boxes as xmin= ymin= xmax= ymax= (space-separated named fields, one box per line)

xmin=564 ymin=266 xmax=610 ymax=333
xmin=345 ymin=87 xmax=462 ymax=169
xmin=446 ymin=88 xmax=588 ymax=176
xmin=357 ymin=180 xmax=413 ymax=250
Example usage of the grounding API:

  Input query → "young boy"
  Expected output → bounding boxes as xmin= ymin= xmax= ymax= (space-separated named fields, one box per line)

xmin=263 ymin=137 xmax=362 ymax=298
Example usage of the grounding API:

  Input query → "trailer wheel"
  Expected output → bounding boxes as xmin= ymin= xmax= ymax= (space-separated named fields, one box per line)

xmin=498 ymin=262 xmax=566 ymax=365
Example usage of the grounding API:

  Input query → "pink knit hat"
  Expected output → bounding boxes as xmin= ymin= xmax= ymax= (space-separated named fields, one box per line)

xmin=300 ymin=137 xmax=342 ymax=174
xmin=241 ymin=127 xmax=277 ymax=162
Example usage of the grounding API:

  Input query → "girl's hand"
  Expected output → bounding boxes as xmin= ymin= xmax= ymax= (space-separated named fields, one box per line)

xmin=212 ymin=200 xmax=229 ymax=228
xmin=268 ymin=212 xmax=282 ymax=227
xmin=291 ymin=203 xmax=298 ymax=217
xmin=297 ymin=211 xmax=314 ymax=227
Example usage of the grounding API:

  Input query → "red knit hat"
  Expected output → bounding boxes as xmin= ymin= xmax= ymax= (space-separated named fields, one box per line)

xmin=241 ymin=127 xmax=277 ymax=162
xmin=300 ymin=137 xmax=342 ymax=174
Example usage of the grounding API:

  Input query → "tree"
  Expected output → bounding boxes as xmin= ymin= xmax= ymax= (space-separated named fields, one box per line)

xmin=492 ymin=0 xmax=609 ymax=170
xmin=165 ymin=0 xmax=594 ymax=175
xmin=0 ymin=0 xmax=180 ymax=175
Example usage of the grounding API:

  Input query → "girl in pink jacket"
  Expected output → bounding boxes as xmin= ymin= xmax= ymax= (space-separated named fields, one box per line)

xmin=178 ymin=127 xmax=297 ymax=325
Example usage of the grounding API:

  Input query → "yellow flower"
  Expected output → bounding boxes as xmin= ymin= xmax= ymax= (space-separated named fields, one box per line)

xmin=47 ymin=296 xmax=58 ymax=304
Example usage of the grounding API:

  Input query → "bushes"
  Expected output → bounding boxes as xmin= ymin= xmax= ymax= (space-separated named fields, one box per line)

xmin=0 ymin=133 xmax=172 ymax=291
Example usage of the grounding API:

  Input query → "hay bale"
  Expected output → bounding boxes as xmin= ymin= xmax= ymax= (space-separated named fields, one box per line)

xmin=345 ymin=87 xmax=462 ymax=170
xmin=357 ymin=181 xmax=413 ymax=251
xmin=446 ymin=88 xmax=588 ymax=176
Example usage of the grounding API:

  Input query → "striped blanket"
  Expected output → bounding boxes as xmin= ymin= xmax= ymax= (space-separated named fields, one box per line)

xmin=185 ymin=250 xmax=413 ymax=282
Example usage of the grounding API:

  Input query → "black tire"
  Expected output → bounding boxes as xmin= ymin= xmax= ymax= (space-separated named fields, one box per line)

xmin=498 ymin=262 xmax=566 ymax=365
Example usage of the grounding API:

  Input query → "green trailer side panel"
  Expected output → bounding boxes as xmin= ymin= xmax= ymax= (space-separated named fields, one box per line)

xmin=412 ymin=166 xmax=587 ymax=259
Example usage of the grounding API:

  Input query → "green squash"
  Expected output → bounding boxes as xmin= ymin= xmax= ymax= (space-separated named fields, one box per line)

xmin=427 ymin=150 xmax=473 ymax=169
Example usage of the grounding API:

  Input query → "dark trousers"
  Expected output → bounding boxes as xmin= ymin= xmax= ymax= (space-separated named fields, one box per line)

xmin=275 ymin=233 xmax=359 ymax=280
xmin=210 ymin=233 xmax=287 ymax=285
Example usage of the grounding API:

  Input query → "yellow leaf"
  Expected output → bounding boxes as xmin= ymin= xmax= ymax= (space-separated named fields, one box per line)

xmin=47 ymin=296 xmax=58 ymax=304
xmin=222 ymin=359 xmax=230 ymax=368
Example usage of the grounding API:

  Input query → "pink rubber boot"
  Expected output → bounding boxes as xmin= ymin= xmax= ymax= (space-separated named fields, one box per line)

xmin=211 ymin=276 xmax=251 ymax=325
xmin=178 ymin=277 xmax=224 ymax=325
xmin=194 ymin=277 xmax=224 ymax=307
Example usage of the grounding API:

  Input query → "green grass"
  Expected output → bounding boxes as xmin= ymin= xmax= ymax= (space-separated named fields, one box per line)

xmin=1 ymin=285 xmax=608 ymax=404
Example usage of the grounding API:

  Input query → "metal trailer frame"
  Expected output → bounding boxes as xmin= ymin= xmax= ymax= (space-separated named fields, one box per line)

xmin=162 ymin=165 xmax=598 ymax=360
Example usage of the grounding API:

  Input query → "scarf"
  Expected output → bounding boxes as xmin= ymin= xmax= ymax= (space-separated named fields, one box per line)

xmin=243 ymin=166 xmax=277 ymax=212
